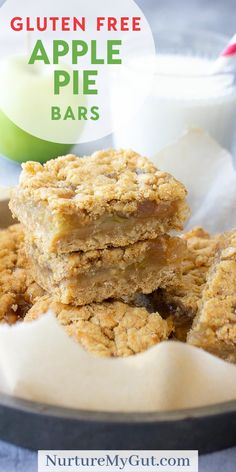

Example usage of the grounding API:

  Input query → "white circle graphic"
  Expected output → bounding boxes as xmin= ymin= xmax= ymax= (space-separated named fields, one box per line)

xmin=0 ymin=0 xmax=155 ymax=144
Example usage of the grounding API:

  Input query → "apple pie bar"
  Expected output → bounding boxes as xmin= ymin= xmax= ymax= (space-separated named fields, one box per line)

xmin=25 ymin=297 xmax=173 ymax=357
xmin=9 ymin=150 xmax=189 ymax=253
xmin=151 ymin=228 xmax=221 ymax=341
xmin=0 ymin=224 xmax=44 ymax=324
xmin=187 ymin=230 xmax=236 ymax=363
xmin=25 ymin=235 xmax=186 ymax=306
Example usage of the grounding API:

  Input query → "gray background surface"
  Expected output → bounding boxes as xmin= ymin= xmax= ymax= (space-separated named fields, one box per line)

xmin=0 ymin=0 xmax=236 ymax=470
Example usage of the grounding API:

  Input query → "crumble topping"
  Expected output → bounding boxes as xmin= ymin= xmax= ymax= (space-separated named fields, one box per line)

xmin=0 ymin=224 xmax=45 ymax=323
xmin=25 ymin=297 xmax=173 ymax=357
xmin=187 ymin=230 xmax=236 ymax=361
xmin=15 ymin=150 xmax=188 ymax=217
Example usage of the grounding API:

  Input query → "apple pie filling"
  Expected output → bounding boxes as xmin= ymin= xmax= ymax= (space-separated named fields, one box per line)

xmin=10 ymin=196 xmax=187 ymax=253
xmin=56 ymin=200 xmax=181 ymax=242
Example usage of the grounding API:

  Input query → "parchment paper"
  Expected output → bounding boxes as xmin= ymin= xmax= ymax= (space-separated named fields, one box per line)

xmin=0 ymin=128 xmax=236 ymax=412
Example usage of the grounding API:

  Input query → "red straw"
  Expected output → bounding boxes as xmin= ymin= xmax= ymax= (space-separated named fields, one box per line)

xmin=211 ymin=34 xmax=236 ymax=74
xmin=220 ymin=34 xmax=236 ymax=58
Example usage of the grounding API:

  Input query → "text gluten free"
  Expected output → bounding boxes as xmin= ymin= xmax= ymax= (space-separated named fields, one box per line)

xmin=10 ymin=16 xmax=141 ymax=32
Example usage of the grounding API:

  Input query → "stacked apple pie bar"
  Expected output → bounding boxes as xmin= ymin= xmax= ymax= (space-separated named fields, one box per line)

xmin=6 ymin=149 xmax=189 ymax=356
xmin=10 ymin=150 xmax=188 ymax=307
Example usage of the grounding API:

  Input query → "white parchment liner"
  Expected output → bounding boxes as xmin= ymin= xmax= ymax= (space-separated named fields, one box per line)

xmin=0 ymin=128 xmax=236 ymax=412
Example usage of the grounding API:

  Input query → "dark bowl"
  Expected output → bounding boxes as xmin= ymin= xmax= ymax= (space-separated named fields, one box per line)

xmin=0 ymin=393 xmax=236 ymax=453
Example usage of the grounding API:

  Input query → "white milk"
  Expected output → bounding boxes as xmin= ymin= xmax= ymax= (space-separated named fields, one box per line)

xmin=113 ymin=54 xmax=236 ymax=158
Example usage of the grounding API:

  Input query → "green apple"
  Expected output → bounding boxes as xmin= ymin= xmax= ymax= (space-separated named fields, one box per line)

xmin=0 ymin=109 xmax=72 ymax=163
xmin=0 ymin=56 xmax=85 ymax=163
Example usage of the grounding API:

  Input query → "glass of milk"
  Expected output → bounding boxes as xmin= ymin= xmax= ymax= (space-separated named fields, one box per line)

xmin=112 ymin=30 xmax=236 ymax=157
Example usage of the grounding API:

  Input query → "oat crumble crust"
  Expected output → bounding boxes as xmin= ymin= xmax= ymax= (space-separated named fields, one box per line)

xmin=24 ymin=297 xmax=173 ymax=357
xmin=14 ymin=150 xmax=188 ymax=216
xmin=187 ymin=230 xmax=236 ymax=362
xmin=0 ymin=224 xmax=45 ymax=324
xmin=151 ymin=227 xmax=222 ymax=341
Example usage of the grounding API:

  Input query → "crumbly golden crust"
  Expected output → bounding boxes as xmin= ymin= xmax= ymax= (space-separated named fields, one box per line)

xmin=151 ymin=228 xmax=221 ymax=341
xmin=15 ymin=150 xmax=187 ymax=214
xmin=26 ymin=235 xmax=186 ymax=305
xmin=25 ymin=297 xmax=173 ymax=357
xmin=187 ymin=230 xmax=236 ymax=363
xmin=10 ymin=150 xmax=189 ymax=252
xmin=0 ymin=225 xmax=45 ymax=324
